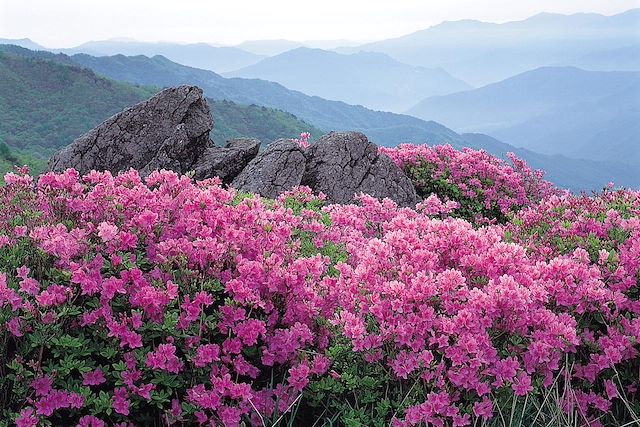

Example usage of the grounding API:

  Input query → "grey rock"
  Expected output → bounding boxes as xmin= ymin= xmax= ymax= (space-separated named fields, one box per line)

xmin=302 ymin=131 xmax=418 ymax=207
xmin=232 ymin=139 xmax=306 ymax=198
xmin=48 ymin=85 xmax=214 ymax=176
xmin=193 ymin=138 xmax=260 ymax=183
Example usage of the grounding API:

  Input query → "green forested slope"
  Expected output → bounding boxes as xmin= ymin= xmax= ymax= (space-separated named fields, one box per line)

xmin=0 ymin=46 xmax=322 ymax=175
xmin=0 ymin=49 xmax=155 ymax=154
xmin=209 ymin=99 xmax=322 ymax=144
xmin=0 ymin=142 xmax=47 ymax=176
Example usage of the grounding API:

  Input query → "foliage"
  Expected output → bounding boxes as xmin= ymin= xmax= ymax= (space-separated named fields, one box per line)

xmin=0 ymin=47 xmax=324 ymax=168
xmin=0 ymin=144 xmax=638 ymax=427
xmin=209 ymin=100 xmax=322 ymax=146
xmin=305 ymin=192 xmax=639 ymax=427
xmin=0 ymin=145 xmax=47 ymax=178
xmin=382 ymin=144 xmax=556 ymax=223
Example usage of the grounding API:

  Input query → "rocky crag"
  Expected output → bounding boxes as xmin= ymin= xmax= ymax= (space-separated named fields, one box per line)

xmin=49 ymin=85 xmax=418 ymax=207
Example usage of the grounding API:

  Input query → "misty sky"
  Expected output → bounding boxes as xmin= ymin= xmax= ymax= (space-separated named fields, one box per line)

xmin=1 ymin=0 xmax=639 ymax=47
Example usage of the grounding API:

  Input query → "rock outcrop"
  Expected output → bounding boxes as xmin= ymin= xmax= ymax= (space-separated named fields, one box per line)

xmin=231 ymin=139 xmax=306 ymax=198
xmin=48 ymin=85 xmax=419 ymax=207
xmin=302 ymin=132 xmax=418 ymax=207
xmin=48 ymin=85 xmax=214 ymax=177
xmin=193 ymin=138 xmax=260 ymax=183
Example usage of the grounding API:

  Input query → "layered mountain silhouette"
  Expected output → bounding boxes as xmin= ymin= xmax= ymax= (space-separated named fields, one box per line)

xmin=66 ymin=51 xmax=463 ymax=146
xmin=58 ymin=40 xmax=266 ymax=73
xmin=567 ymin=44 xmax=640 ymax=72
xmin=408 ymin=67 xmax=640 ymax=165
xmin=225 ymin=47 xmax=471 ymax=112
xmin=0 ymin=38 xmax=47 ymax=51
xmin=234 ymin=39 xmax=361 ymax=56
xmin=341 ymin=9 xmax=640 ymax=86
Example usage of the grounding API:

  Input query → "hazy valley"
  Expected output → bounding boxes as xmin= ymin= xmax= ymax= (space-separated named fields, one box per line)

xmin=1 ymin=8 xmax=639 ymax=191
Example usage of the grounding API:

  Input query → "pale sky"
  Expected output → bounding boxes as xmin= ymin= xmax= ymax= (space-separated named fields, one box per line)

xmin=1 ymin=0 xmax=639 ymax=48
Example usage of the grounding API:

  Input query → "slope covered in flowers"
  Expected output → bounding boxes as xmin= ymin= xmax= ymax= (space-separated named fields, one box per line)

xmin=0 ymin=144 xmax=638 ymax=427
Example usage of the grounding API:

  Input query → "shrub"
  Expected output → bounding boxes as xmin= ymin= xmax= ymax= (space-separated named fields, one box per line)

xmin=0 ymin=147 xmax=638 ymax=427
xmin=507 ymin=188 xmax=640 ymax=423
xmin=0 ymin=169 xmax=335 ymax=426
xmin=381 ymin=144 xmax=555 ymax=223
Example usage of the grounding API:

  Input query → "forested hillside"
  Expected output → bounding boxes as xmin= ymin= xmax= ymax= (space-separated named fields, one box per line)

xmin=0 ymin=47 xmax=155 ymax=154
xmin=208 ymin=99 xmax=322 ymax=145
xmin=0 ymin=45 xmax=322 ymax=166
xmin=0 ymin=142 xmax=47 ymax=176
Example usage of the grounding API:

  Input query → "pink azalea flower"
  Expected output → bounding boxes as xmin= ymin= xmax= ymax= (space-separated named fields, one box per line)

xmin=31 ymin=376 xmax=53 ymax=397
xmin=112 ymin=387 xmax=130 ymax=416
xmin=16 ymin=408 xmax=38 ymax=427
xmin=97 ymin=221 xmax=118 ymax=242
xmin=82 ymin=368 xmax=106 ymax=386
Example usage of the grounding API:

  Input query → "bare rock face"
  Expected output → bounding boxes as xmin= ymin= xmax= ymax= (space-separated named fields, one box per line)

xmin=47 ymin=86 xmax=418 ymax=208
xmin=302 ymin=131 xmax=418 ymax=207
xmin=231 ymin=139 xmax=306 ymax=198
xmin=193 ymin=138 xmax=260 ymax=183
xmin=48 ymin=85 xmax=214 ymax=177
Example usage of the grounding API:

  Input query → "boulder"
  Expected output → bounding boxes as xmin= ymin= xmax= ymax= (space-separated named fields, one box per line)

xmin=48 ymin=85 xmax=214 ymax=177
xmin=232 ymin=139 xmax=306 ymax=198
xmin=302 ymin=131 xmax=418 ymax=207
xmin=193 ymin=138 xmax=260 ymax=183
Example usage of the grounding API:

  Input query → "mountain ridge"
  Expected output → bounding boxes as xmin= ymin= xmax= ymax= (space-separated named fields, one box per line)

xmin=341 ymin=8 xmax=640 ymax=86
xmin=225 ymin=47 xmax=471 ymax=112
xmin=57 ymin=40 xmax=266 ymax=73
xmin=407 ymin=66 xmax=640 ymax=165
xmin=64 ymin=49 xmax=464 ymax=147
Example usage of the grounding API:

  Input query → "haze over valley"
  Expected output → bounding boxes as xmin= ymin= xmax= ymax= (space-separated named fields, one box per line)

xmin=1 ymin=4 xmax=638 ymax=191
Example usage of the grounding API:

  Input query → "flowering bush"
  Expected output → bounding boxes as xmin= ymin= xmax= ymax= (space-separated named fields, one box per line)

xmin=506 ymin=188 xmax=640 ymax=423
xmin=305 ymin=193 xmax=639 ymax=426
xmin=0 ymin=169 xmax=335 ymax=426
xmin=0 ymin=144 xmax=638 ymax=427
xmin=293 ymin=132 xmax=311 ymax=149
xmin=382 ymin=144 xmax=556 ymax=222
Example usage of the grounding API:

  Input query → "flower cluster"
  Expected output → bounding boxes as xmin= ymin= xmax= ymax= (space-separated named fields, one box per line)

xmin=313 ymin=192 xmax=639 ymax=426
xmin=0 ymin=142 xmax=638 ymax=427
xmin=1 ymin=168 xmax=330 ymax=426
xmin=381 ymin=144 xmax=555 ymax=222
xmin=293 ymin=132 xmax=311 ymax=149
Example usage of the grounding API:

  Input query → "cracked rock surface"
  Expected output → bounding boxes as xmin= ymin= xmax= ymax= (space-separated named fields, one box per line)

xmin=193 ymin=138 xmax=260 ymax=183
xmin=48 ymin=85 xmax=214 ymax=177
xmin=47 ymin=86 xmax=418 ymax=207
xmin=302 ymin=131 xmax=418 ymax=207
xmin=231 ymin=139 xmax=306 ymax=198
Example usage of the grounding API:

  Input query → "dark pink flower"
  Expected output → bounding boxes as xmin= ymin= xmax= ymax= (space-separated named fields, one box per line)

xmin=82 ymin=368 xmax=106 ymax=386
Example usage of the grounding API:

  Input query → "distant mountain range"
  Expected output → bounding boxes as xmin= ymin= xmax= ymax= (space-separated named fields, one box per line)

xmin=234 ymin=39 xmax=363 ymax=56
xmin=0 ymin=38 xmax=47 ymax=51
xmin=407 ymin=66 xmax=640 ymax=165
xmin=0 ymin=43 xmax=638 ymax=191
xmin=225 ymin=47 xmax=471 ymax=112
xmin=341 ymin=9 xmax=640 ymax=86
xmin=567 ymin=44 xmax=640 ymax=72
xmin=460 ymin=133 xmax=640 ymax=191
xmin=56 ymin=40 xmax=266 ymax=73
xmin=65 ymin=51 xmax=463 ymax=147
